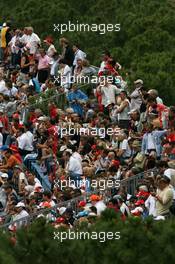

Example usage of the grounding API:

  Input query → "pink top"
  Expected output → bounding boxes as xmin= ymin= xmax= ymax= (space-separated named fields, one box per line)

xmin=37 ymin=55 xmax=50 ymax=70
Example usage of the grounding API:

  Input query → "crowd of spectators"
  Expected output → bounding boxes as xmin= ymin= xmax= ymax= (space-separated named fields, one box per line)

xmin=0 ymin=22 xmax=175 ymax=230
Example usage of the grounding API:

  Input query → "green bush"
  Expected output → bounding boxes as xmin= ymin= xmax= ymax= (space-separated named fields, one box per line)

xmin=0 ymin=209 xmax=175 ymax=264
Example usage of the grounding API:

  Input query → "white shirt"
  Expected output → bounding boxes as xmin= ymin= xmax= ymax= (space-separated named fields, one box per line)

xmin=121 ymin=139 xmax=132 ymax=158
xmin=72 ymin=152 xmax=82 ymax=163
xmin=0 ymin=80 xmax=8 ymax=95
xmin=47 ymin=44 xmax=56 ymax=57
xmin=147 ymin=133 xmax=156 ymax=150
xmin=101 ymin=84 xmax=120 ymax=107
xmin=19 ymin=172 xmax=28 ymax=185
xmin=26 ymin=33 xmax=40 ymax=54
xmin=145 ymin=195 xmax=156 ymax=216
xmin=26 ymin=130 xmax=34 ymax=145
xmin=67 ymin=156 xmax=83 ymax=175
xmin=13 ymin=210 xmax=29 ymax=221
xmin=95 ymin=201 xmax=107 ymax=216
xmin=17 ymin=132 xmax=34 ymax=151
xmin=12 ymin=209 xmax=29 ymax=229
xmin=73 ymin=49 xmax=86 ymax=66
xmin=10 ymin=86 xmax=18 ymax=96
xmin=60 ymin=65 xmax=71 ymax=90
xmin=20 ymin=34 xmax=30 ymax=45
xmin=9 ymin=35 xmax=20 ymax=53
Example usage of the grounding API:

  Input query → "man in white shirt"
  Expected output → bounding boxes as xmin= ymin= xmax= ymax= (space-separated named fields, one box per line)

xmin=145 ymin=188 xmax=156 ymax=217
xmin=17 ymin=127 xmax=34 ymax=156
xmin=64 ymin=150 xmax=83 ymax=187
xmin=98 ymin=79 xmax=121 ymax=108
xmin=19 ymin=27 xmax=30 ymax=46
xmin=12 ymin=202 xmax=29 ymax=229
xmin=72 ymin=44 xmax=86 ymax=68
xmin=26 ymin=27 xmax=40 ymax=54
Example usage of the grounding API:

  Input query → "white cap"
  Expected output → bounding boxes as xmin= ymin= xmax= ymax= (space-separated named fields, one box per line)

xmin=38 ymin=116 xmax=49 ymax=121
xmin=15 ymin=202 xmax=25 ymax=208
xmin=164 ymin=169 xmax=171 ymax=179
xmin=1 ymin=173 xmax=8 ymax=178
xmin=134 ymin=79 xmax=143 ymax=85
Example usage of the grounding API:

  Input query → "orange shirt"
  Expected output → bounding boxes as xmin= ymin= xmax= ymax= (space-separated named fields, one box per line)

xmin=6 ymin=155 xmax=21 ymax=169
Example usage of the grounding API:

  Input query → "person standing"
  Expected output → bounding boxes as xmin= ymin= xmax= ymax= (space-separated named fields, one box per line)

xmin=26 ymin=27 xmax=40 ymax=55
xmin=59 ymin=38 xmax=74 ymax=67
xmin=72 ymin=44 xmax=86 ymax=71
xmin=155 ymin=177 xmax=173 ymax=218
xmin=36 ymin=49 xmax=50 ymax=84
xmin=116 ymin=90 xmax=130 ymax=129
xmin=97 ymin=78 xmax=121 ymax=115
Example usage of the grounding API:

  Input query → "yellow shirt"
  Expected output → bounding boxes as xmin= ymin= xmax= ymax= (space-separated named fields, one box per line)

xmin=1 ymin=27 xmax=8 ymax=48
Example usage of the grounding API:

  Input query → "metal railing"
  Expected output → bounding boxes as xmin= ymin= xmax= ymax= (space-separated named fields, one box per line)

xmin=120 ymin=168 xmax=158 ymax=195
xmin=0 ymin=192 xmax=95 ymax=231
xmin=0 ymin=168 xmax=158 ymax=230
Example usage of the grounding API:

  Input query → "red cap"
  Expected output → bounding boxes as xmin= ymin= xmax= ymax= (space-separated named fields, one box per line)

xmin=111 ymin=159 xmax=120 ymax=168
xmin=168 ymin=134 xmax=175 ymax=143
xmin=55 ymin=217 xmax=65 ymax=224
xmin=44 ymin=36 xmax=53 ymax=44
xmin=136 ymin=191 xmax=149 ymax=198
xmin=78 ymin=201 xmax=86 ymax=207
xmin=135 ymin=200 xmax=145 ymax=206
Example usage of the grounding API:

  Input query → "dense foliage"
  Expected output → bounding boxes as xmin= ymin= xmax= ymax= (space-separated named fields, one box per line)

xmin=0 ymin=209 xmax=175 ymax=263
xmin=0 ymin=0 xmax=175 ymax=104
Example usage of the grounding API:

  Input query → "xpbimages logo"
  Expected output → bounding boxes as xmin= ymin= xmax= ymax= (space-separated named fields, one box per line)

xmin=53 ymin=21 xmax=120 ymax=34
xmin=53 ymin=230 xmax=121 ymax=243
xmin=54 ymin=178 xmax=121 ymax=191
